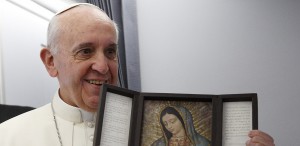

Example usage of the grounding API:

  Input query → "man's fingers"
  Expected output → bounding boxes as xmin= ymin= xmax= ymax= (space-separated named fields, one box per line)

xmin=249 ymin=130 xmax=274 ymax=142
xmin=247 ymin=130 xmax=275 ymax=146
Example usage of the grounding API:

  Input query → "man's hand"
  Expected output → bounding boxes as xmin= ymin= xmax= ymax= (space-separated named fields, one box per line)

xmin=246 ymin=130 xmax=275 ymax=146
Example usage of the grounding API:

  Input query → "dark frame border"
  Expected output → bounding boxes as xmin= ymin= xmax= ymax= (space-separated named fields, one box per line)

xmin=93 ymin=84 xmax=258 ymax=146
xmin=93 ymin=84 xmax=139 ymax=146
xmin=216 ymin=93 xmax=258 ymax=146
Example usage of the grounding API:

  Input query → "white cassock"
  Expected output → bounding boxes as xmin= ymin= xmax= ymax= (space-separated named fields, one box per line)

xmin=0 ymin=91 xmax=96 ymax=146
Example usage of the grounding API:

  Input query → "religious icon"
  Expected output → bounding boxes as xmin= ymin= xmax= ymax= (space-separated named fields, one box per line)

xmin=141 ymin=101 xmax=212 ymax=146
xmin=94 ymin=84 xmax=258 ymax=146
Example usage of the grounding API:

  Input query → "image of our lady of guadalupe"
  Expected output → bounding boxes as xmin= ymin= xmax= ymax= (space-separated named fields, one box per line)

xmin=151 ymin=105 xmax=211 ymax=146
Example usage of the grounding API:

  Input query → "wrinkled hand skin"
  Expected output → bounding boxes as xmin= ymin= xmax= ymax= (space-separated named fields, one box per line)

xmin=246 ymin=130 xmax=275 ymax=146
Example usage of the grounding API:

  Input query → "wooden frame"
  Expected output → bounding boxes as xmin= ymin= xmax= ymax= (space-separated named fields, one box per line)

xmin=93 ymin=84 xmax=258 ymax=146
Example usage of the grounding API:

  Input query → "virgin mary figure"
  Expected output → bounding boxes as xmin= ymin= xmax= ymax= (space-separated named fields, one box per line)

xmin=151 ymin=106 xmax=210 ymax=146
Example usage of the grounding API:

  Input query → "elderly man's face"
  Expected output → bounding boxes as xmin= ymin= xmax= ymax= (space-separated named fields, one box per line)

xmin=52 ymin=8 xmax=118 ymax=112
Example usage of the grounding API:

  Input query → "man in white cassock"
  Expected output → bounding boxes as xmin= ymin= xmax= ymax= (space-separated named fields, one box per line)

xmin=0 ymin=3 xmax=119 ymax=146
xmin=0 ymin=3 xmax=274 ymax=146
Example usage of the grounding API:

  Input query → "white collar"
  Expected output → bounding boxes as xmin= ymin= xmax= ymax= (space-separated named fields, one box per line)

xmin=52 ymin=91 xmax=96 ymax=123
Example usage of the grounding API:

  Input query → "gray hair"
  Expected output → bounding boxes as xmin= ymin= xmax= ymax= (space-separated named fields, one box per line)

xmin=47 ymin=3 xmax=119 ymax=54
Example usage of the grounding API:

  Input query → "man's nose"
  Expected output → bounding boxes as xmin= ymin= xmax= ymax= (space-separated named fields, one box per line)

xmin=91 ymin=53 xmax=109 ymax=74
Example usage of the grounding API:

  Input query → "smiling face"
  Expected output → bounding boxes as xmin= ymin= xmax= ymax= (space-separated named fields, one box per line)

xmin=42 ymin=6 xmax=118 ymax=112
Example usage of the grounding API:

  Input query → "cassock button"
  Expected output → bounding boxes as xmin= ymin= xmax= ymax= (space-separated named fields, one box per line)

xmin=89 ymin=135 xmax=94 ymax=141
xmin=87 ymin=122 xmax=94 ymax=128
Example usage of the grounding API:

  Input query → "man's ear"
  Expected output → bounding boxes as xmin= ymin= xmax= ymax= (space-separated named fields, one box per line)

xmin=40 ymin=48 xmax=58 ymax=77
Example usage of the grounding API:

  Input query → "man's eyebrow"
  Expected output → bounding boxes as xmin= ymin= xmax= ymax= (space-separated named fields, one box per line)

xmin=108 ymin=43 xmax=118 ymax=48
xmin=78 ymin=42 xmax=93 ymax=48
xmin=72 ymin=42 xmax=118 ymax=52
xmin=72 ymin=42 xmax=94 ymax=52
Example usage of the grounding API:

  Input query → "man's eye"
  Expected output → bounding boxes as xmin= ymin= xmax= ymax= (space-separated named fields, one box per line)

xmin=82 ymin=49 xmax=92 ymax=54
xmin=105 ymin=48 xmax=117 ymax=60
xmin=74 ymin=48 xmax=94 ymax=59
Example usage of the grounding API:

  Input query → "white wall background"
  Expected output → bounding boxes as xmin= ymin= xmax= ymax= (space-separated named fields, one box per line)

xmin=0 ymin=1 xmax=4 ymax=104
xmin=0 ymin=0 xmax=58 ymax=107
xmin=136 ymin=0 xmax=300 ymax=146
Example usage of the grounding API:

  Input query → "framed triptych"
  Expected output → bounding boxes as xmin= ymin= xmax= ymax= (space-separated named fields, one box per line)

xmin=93 ymin=84 xmax=257 ymax=146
